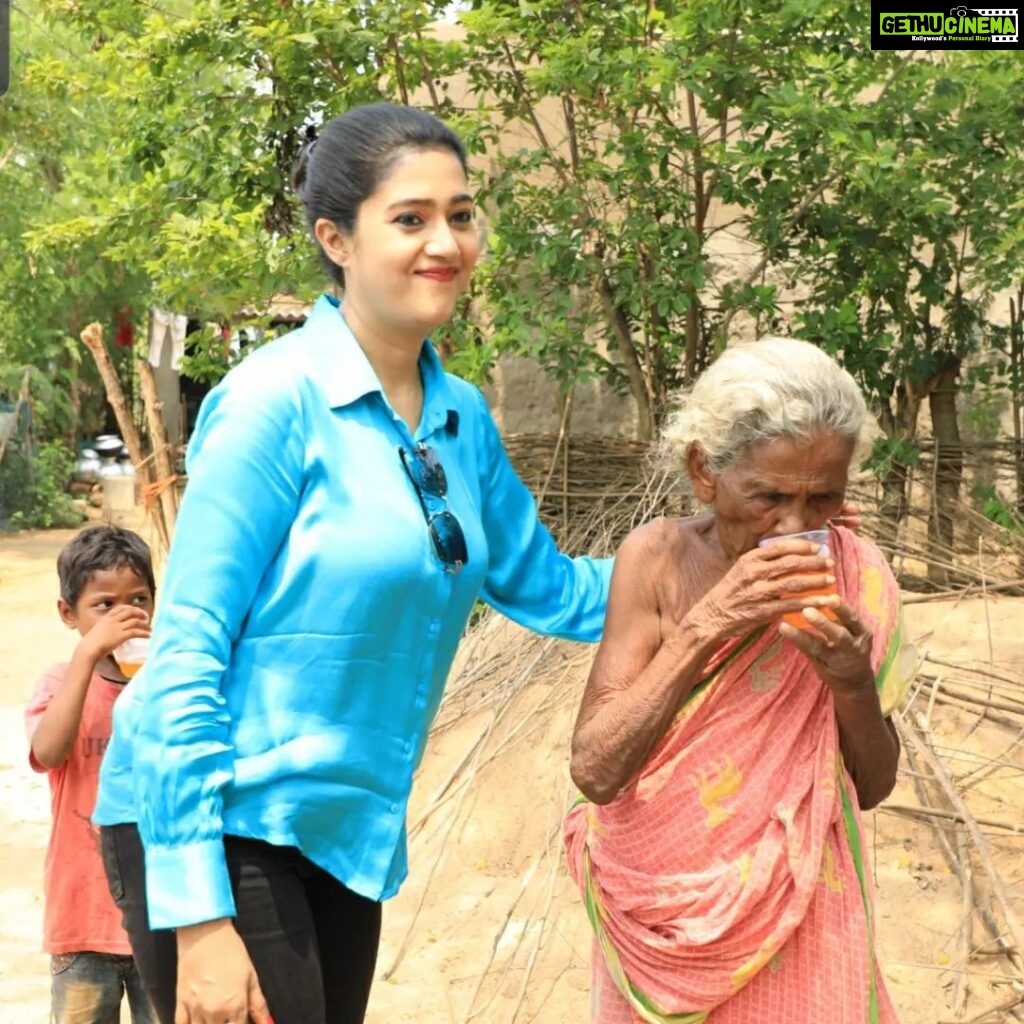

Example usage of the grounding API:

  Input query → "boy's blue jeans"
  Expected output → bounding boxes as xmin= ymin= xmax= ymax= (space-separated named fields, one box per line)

xmin=51 ymin=951 xmax=155 ymax=1024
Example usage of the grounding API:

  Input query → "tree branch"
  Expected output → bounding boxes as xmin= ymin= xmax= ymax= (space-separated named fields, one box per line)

xmin=414 ymin=28 xmax=442 ymax=111
xmin=717 ymin=170 xmax=841 ymax=342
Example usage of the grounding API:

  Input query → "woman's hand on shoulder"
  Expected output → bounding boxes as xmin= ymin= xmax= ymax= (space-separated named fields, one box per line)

xmin=829 ymin=501 xmax=863 ymax=531
xmin=175 ymin=918 xmax=272 ymax=1024
xmin=685 ymin=539 xmax=837 ymax=645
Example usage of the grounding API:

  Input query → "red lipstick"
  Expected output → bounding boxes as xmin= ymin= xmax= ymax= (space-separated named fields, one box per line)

xmin=416 ymin=268 xmax=458 ymax=282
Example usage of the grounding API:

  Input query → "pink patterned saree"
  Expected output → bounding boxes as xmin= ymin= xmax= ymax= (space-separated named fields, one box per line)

xmin=564 ymin=528 xmax=913 ymax=1024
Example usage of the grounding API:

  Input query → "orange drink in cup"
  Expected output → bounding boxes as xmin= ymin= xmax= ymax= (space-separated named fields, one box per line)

xmin=114 ymin=636 xmax=149 ymax=678
xmin=758 ymin=529 xmax=837 ymax=631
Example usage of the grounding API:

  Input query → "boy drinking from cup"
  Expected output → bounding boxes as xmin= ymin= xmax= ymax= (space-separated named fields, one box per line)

xmin=25 ymin=525 xmax=156 ymax=1023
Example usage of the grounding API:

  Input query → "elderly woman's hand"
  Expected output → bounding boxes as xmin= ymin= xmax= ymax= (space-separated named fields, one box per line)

xmin=687 ymin=540 xmax=837 ymax=643
xmin=779 ymin=603 xmax=875 ymax=699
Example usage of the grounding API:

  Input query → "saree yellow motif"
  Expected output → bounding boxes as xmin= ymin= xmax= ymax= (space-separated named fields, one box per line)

xmin=564 ymin=528 xmax=915 ymax=1024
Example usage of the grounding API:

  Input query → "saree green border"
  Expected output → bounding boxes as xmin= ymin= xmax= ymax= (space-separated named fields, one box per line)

xmin=875 ymin=616 xmax=916 ymax=717
xmin=674 ymin=627 xmax=767 ymax=724
xmin=583 ymin=845 xmax=710 ymax=1024
xmin=839 ymin=770 xmax=880 ymax=1024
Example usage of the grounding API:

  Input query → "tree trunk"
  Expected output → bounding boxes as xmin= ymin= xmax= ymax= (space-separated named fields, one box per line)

xmin=876 ymin=460 xmax=910 ymax=552
xmin=597 ymin=273 xmax=654 ymax=441
xmin=873 ymin=364 xmax=939 ymax=558
xmin=1009 ymin=289 xmax=1024 ymax=577
xmin=873 ymin=394 xmax=919 ymax=554
xmin=927 ymin=362 xmax=963 ymax=587
xmin=1010 ymin=291 xmax=1024 ymax=521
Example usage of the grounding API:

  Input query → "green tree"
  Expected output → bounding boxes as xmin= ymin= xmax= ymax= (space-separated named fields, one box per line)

xmin=0 ymin=5 xmax=146 ymax=440
xmin=458 ymin=0 xmax=905 ymax=439
xmin=15 ymin=0 xmax=462 ymax=382
xmin=784 ymin=50 xmax=1024 ymax=566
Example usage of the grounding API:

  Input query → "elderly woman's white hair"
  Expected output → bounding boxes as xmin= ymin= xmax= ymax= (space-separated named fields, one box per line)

xmin=661 ymin=337 xmax=870 ymax=474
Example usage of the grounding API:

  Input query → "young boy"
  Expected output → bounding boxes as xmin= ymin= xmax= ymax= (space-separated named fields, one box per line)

xmin=25 ymin=524 xmax=156 ymax=1024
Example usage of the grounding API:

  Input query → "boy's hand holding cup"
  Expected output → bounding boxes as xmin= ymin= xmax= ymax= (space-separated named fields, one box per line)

xmin=80 ymin=606 xmax=151 ymax=675
xmin=758 ymin=529 xmax=838 ymax=631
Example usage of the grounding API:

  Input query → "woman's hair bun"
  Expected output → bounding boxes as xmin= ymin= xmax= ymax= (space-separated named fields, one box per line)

xmin=291 ymin=125 xmax=319 ymax=198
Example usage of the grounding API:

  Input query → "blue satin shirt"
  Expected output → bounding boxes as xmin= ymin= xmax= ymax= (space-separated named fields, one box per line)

xmin=94 ymin=295 xmax=612 ymax=929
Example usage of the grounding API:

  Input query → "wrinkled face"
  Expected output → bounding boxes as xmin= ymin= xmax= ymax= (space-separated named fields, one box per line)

xmin=58 ymin=566 xmax=155 ymax=636
xmin=690 ymin=430 xmax=854 ymax=560
xmin=327 ymin=147 xmax=480 ymax=340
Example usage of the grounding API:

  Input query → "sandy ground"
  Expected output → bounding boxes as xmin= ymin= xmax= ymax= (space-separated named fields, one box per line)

xmin=2 ymin=521 xmax=1023 ymax=1024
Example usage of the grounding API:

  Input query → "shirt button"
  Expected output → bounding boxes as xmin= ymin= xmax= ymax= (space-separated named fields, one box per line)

xmin=404 ymin=741 xmax=414 ymax=754
xmin=390 ymin=802 xmax=400 ymax=814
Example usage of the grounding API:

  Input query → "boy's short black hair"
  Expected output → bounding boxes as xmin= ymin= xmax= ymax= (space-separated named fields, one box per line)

xmin=57 ymin=524 xmax=156 ymax=607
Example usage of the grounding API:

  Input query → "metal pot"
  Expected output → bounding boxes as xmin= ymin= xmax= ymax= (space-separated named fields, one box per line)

xmin=94 ymin=435 xmax=124 ymax=458
xmin=73 ymin=447 xmax=102 ymax=484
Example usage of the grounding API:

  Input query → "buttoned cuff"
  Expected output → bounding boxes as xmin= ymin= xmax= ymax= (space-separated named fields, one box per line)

xmin=144 ymin=838 xmax=236 ymax=929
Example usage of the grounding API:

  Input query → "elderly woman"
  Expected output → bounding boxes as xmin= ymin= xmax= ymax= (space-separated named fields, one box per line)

xmin=565 ymin=338 xmax=912 ymax=1024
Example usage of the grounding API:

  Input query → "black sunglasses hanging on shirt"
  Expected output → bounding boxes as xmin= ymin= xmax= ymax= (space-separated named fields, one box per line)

xmin=398 ymin=443 xmax=469 ymax=574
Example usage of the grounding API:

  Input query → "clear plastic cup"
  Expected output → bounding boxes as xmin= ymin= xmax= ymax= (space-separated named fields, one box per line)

xmin=758 ymin=529 xmax=837 ymax=630
xmin=114 ymin=636 xmax=149 ymax=678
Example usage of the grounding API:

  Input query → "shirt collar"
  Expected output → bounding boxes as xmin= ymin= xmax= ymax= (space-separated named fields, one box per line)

xmin=304 ymin=294 xmax=457 ymax=437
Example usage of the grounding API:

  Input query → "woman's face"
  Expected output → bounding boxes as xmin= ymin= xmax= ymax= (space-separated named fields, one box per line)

xmin=326 ymin=147 xmax=480 ymax=341
xmin=693 ymin=430 xmax=854 ymax=561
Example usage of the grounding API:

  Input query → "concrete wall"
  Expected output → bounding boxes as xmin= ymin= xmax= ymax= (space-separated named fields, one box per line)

xmin=482 ymin=353 xmax=638 ymax=436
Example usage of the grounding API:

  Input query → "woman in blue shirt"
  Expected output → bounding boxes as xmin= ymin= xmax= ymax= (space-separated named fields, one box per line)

xmin=94 ymin=104 xmax=612 ymax=1024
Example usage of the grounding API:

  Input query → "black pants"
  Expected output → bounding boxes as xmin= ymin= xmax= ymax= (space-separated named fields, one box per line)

xmin=100 ymin=824 xmax=382 ymax=1024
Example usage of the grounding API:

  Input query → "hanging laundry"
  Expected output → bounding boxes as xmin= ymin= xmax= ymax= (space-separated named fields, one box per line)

xmin=149 ymin=310 xmax=188 ymax=371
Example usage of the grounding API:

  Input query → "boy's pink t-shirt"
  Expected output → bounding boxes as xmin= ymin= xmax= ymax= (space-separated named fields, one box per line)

xmin=25 ymin=663 xmax=133 ymax=955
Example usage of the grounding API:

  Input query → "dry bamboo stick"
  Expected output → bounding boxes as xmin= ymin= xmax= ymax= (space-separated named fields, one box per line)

xmin=881 ymin=803 xmax=1024 ymax=836
xmin=919 ymin=673 xmax=1024 ymax=704
xmin=912 ymin=672 xmax=1024 ymax=720
xmin=900 ymin=713 xmax=1024 ymax=957
xmin=954 ymin=827 xmax=973 ymax=1016
xmin=536 ymin=388 xmax=573 ymax=508
xmin=901 ymin=744 xmax=1021 ymax=973
xmin=927 ymin=691 xmax=1024 ymax=733
xmin=959 ymin=726 xmax=1024 ymax=793
xmin=925 ymin=659 xmax=1024 ymax=691
xmin=938 ymin=989 xmax=1024 ymax=1024
xmin=924 ymin=682 xmax=1024 ymax=713
xmin=382 ymin=757 xmax=480 ymax=982
xmin=981 ymin=538 xmax=995 ymax=667
xmin=509 ymin=822 xmax=564 ymax=1024
xmin=464 ymin=833 xmax=555 ymax=1021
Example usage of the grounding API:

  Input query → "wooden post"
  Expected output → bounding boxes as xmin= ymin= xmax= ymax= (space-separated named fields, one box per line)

xmin=80 ymin=322 xmax=170 ymax=550
xmin=137 ymin=349 xmax=179 ymax=541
